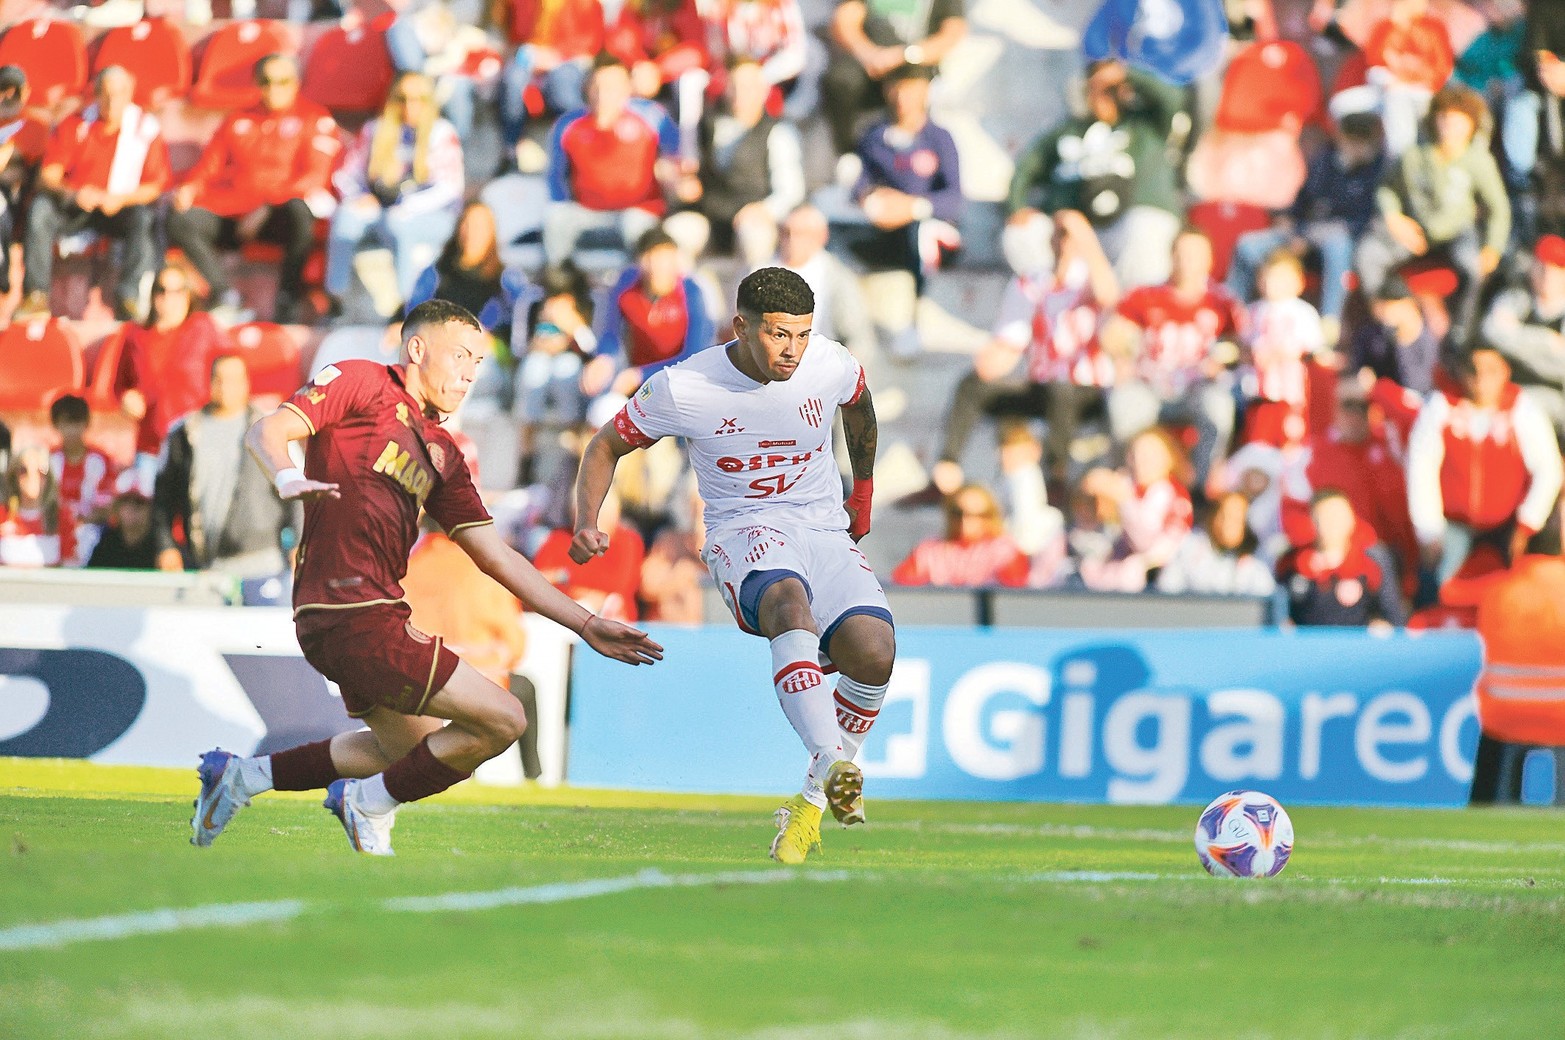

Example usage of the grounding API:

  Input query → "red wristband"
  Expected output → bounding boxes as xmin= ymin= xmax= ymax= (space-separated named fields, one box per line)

xmin=847 ymin=478 xmax=873 ymax=539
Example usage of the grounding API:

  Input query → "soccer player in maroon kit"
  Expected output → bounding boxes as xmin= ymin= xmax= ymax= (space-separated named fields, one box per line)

xmin=191 ymin=300 xmax=662 ymax=855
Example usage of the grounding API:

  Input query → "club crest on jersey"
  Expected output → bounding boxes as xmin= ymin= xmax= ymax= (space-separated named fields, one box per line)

xmin=715 ymin=417 xmax=745 ymax=435
xmin=427 ymin=443 xmax=446 ymax=472
xmin=799 ymin=397 xmax=824 ymax=427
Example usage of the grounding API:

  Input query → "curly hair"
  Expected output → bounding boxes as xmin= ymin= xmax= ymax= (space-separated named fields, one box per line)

xmin=736 ymin=266 xmax=814 ymax=319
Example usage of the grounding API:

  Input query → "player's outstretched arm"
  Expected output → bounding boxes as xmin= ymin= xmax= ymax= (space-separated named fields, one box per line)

xmin=841 ymin=385 xmax=878 ymax=541
xmin=570 ymin=422 xmax=640 ymax=564
xmin=245 ymin=407 xmax=341 ymax=501
xmin=452 ymin=522 xmax=663 ymax=666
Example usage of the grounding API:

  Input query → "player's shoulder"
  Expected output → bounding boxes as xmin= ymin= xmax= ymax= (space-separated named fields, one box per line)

xmin=310 ymin=358 xmax=389 ymax=388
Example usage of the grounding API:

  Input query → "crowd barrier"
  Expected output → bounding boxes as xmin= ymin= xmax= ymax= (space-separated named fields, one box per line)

xmin=0 ymin=600 xmax=1489 ymax=807
xmin=572 ymin=626 xmax=1486 ymax=808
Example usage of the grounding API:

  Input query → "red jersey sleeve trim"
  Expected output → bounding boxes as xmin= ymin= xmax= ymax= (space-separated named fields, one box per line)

xmin=281 ymin=400 xmax=317 ymax=435
xmin=445 ymin=518 xmax=495 ymax=536
xmin=613 ymin=407 xmax=657 ymax=448
xmin=844 ymin=365 xmax=867 ymax=407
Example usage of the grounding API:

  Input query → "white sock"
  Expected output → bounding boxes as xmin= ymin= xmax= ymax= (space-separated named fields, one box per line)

xmin=834 ymin=675 xmax=889 ymax=762
xmin=770 ymin=629 xmax=842 ymax=809
xmin=235 ymin=756 xmax=274 ymax=799
xmin=355 ymin=774 xmax=400 ymax=816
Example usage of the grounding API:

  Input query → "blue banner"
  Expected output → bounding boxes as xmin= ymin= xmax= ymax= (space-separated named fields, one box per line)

xmin=570 ymin=628 xmax=1484 ymax=807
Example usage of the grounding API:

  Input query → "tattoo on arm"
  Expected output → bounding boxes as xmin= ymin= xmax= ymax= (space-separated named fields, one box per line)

xmin=842 ymin=388 xmax=877 ymax=482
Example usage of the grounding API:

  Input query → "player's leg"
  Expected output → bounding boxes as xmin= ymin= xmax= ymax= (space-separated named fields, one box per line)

xmin=822 ymin=612 xmax=896 ymax=826
xmin=325 ymin=661 xmax=527 ymax=855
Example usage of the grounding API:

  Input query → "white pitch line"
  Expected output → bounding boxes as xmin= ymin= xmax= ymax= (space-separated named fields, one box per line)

xmin=383 ymin=867 xmax=854 ymax=913
xmin=0 ymin=899 xmax=305 ymax=952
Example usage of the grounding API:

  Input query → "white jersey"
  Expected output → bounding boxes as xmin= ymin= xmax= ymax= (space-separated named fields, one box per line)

xmin=612 ymin=335 xmax=866 ymax=533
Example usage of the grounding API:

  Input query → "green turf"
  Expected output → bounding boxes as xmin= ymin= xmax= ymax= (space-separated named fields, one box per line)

xmin=1 ymin=759 xmax=1562 ymax=1040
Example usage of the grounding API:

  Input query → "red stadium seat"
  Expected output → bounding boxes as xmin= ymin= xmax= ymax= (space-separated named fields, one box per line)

xmin=0 ymin=317 xmax=84 ymax=410
xmin=1214 ymin=40 xmax=1321 ymax=134
xmin=91 ymin=19 xmax=193 ymax=108
xmin=1186 ymin=200 xmax=1271 ymax=282
xmin=0 ymin=19 xmax=88 ymax=111
xmin=301 ymin=18 xmax=394 ymax=116
xmin=190 ymin=19 xmax=299 ymax=111
xmin=229 ymin=321 xmax=305 ymax=397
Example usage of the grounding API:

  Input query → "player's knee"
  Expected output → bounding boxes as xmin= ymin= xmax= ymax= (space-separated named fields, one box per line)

xmin=845 ymin=637 xmax=896 ymax=687
xmin=484 ymin=698 xmax=528 ymax=751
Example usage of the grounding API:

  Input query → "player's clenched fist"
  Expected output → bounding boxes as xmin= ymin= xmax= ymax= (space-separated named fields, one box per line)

xmin=569 ymin=527 xmax=611 ymax=564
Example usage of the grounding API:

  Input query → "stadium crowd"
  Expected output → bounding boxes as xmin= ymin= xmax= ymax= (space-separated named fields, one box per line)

xmin=1 ymin=0 xmax=1564 ymax=638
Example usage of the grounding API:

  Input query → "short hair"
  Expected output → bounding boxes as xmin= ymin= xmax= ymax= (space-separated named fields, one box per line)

xmin=1310 ymin=486 xmax=1351 ymax=510
xmin=95 ymin=65 xmax=132 ymax=91
xmin=253 ymin=53 xmax=296 ymax=85
xmin=1259 ymin=248 xmax=1305 ymax=277
xmin=1429 ymin=83 xmax=1487 ymax=129
xmin=49 ymin=393 xmax=89 ymax=426
xmin=736 ymin=267 xmax=814 ymax=318
xmin=210 ymin=352 xmax=247 ymax=380
xmin=591 ymin=51 xmax=628 ymax=75
xmin=403 ymin=298 xmax=483 ymax=345
xmin=1337 ymin=110 xmax=1382 ymax=142
xmin=635 ymin=226 xmax=679 ymax=257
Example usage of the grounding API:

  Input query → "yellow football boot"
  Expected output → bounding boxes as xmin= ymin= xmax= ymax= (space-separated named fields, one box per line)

xmin=769 ymin=794 xmax=823 ymax=864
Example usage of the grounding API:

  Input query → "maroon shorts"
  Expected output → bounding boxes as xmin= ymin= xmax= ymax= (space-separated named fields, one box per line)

xmin=296 ymin=602 xmax=460 ymax=718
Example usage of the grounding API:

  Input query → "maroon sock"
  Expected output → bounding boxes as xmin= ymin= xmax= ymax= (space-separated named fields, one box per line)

xmin=269 ymin=739 xmax=341 ymax=792
xmin=382 ymin=737 xmax=470 ymax=804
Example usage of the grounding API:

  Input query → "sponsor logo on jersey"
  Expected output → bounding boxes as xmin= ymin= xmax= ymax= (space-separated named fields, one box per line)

xmin=305 ymin=388 xmax=326 ymax=404
xmin=758 ymin=439 xmax=796 ymax=449
xmin=372 ymin=439 xmax=433 ymax=506
xmin=714 ymin=417 xmax=745 ymax=435
xmin=716 ymin=446 xmax=824 ymax=472
xmin=314 ymin=365 xmax=341 ymax=385
xmin=799 ymin=397 xmax=824 ymax=427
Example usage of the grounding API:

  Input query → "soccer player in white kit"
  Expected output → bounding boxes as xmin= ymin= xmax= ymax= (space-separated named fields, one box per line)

xmin=571 ymin=267 xmax=895 ymax=864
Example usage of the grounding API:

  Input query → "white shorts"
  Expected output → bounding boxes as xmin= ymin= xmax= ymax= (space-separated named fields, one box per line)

xmin=702 ymin=520 xmax=893 ymax=660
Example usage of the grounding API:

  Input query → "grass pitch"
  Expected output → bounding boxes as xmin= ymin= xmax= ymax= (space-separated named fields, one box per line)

xmin=1 ymin=758 xmax=1562 ymax=1040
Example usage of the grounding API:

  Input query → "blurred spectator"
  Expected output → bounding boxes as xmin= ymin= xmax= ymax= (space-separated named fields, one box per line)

xmin=85 ymin=473 xmax=158 ymax=570
xmin=1481 ymin=234 xmax=1565 ymax=439
xmin=1453 ymin=0 xmax=1530 ymax=193
xmin=154 ymin=355 xmax=300 ymax=578
xmin=115 ymin=262 xmax=231 ymax=477
xmin=531 ymin=487 xmax=645 ymax=621
xmin=1157 ymin=491 xmax=1276 ymax=596
xmin=1350 ymin=274 xmax=1441 ymax=406
xmin=1226 ymin=111 xmax=1386 ymax=333
xmin=638 ymin=471 xmax=708 ymax=622
xmin=1102 ymin=228 xmax=1244 ymax=490
xmin=769 ymin=204 xmax=874 ymax=355
xmin=1 ymin=445 xmax=75 ymax=567
xmin=408 ymin=201 xmax=527 ymax=335
xmin=48 ymin=394 xmax=111 ymax=525
xmin=1407 ymin=345 xmax=1563 ymax=585
xmin=1355 ymin=84 xmax=1509 ymax=347
xmin=994 ymin=419 xmax=1067 ymax=564
xmin=666 ymin=56 xmax=804 ymax=268
xmin=383 ymin=1 xmax=492 ymax=139
xmin=543 ymin=53 xmax=680 ymax=265
xmin=168 ymin=55 xmax=342 ymax=324
xmin=19 ymin=66 xmax=169 ymax=322
xmin=705 ymin=0 xmax=810 ymax=101
xmin=326 ymin=71 xmax=464 ymax=315
xmin=1241 ymin=250 xmax=1326 ymax=447
xmin=513 ymin=262 xmax=598 ymax=485
xmin=844 ymin=62 xmax=962 ymax=355
xmin=583 ymin=227 xmax=713 ymax=406
xmin=1007 ymin=60 xmax=1185 ymax=290
xmin=404 ymin=522 xmax=528 ymax=688
xmin=891 ymin=483 xmax=1032 ymax=588
xmin=1526 ymin=0 xmax=1565 ymax=237
xmin=494 ymin=0 xmax=603 ymax=163
xmin=1276 ymin=488 xmax=1407 ymax=627
xmin=1078 ymin=428 xmax=1195 ymax=592
xmin=931 ymin=210 xmax=1118 ymax=496
xmin=0 ymin=65 xmax=31 ymax=295
xmin=1341 ymin=0 xmax=1455 ymax=154
xmin=0 ymin=418 xmax=9 ymax=477
xmin=825 ymin=0 xmax=965 ymax=155
xmin=606 ymin=0 xmax=710 ymax=147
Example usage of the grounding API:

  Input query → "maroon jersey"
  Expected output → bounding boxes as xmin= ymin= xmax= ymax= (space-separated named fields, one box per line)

xmin=282 ymin=360 xmax=490 ymax=615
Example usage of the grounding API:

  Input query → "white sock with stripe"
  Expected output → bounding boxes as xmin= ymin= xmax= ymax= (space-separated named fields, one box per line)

xmin=834 ymin=675 xmax=889 ymax=761
xmin=769 ymin=629 xmax=842 ymax=809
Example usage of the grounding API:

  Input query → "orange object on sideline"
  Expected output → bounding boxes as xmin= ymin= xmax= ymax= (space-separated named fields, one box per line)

xmin=403 ymin=532 xmax=527 ymax=689
xmin=1474 ymin=556 xmax=1565 ymax=746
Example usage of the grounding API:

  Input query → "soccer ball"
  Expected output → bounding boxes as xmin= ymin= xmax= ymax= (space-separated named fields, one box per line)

xmin=1193 ymin=790 xmax=1294 ymax=878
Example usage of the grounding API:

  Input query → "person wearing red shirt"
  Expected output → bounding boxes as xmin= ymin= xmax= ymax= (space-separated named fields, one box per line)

xmin=47 ymin=394 xmax=112 ymax=525
xmin=1078 ymin=428 xmax=1195 ymax=592
xmin=1359 ymin=0 xmax=1455 ymax=153
xmin=1103 ymin=228 xmax=1245 ymax=490
xmin=167 ymin=55 xmax=342 ymax=324
xmin=19 ymin=66 xmax=169 ymax=321
xmin=494 ymin=0 xmax=604 ymax=160
xmin=114 ymin=263 xmax=230 ymax=473
xmin=1277 ymin=488 xmax=1407 ymax=627
xmin=606 ymin=0 xmax=710 ymax=146
xmin=1407 ymin=345 xmax=1564 ymax=587
xmin=0 ymin=444 xmax=77 ymax=567
xmin=190 ymin=300 xmax=662 ymax=856
xmin=543 ymin=53 xmax=680 ymax=265
xmin=892 ymin=483 xmax=1032 ymax=588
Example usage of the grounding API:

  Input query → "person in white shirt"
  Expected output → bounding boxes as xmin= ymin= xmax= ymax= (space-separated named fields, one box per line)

xmin=571 ymin=267 xmax=893 ymax=864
